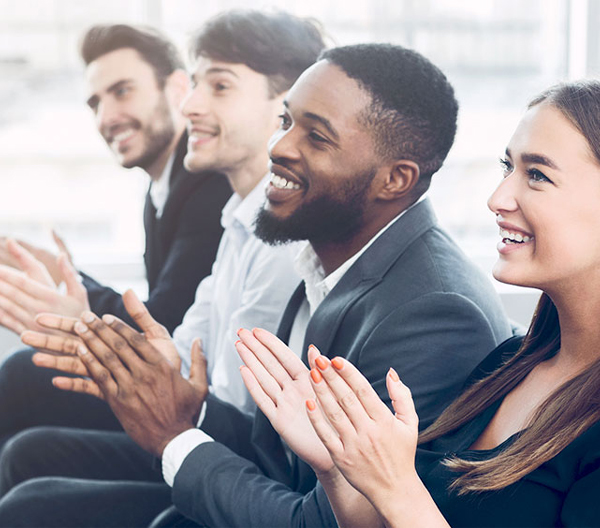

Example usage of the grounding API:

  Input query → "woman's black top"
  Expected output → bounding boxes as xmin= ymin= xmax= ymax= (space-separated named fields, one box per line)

xmin=417 ymin=336 xmax=600 ymax=527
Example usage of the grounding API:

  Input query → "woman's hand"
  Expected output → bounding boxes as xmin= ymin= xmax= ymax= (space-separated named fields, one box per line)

xmin=306 ymin=356 xmax=428 ymax=524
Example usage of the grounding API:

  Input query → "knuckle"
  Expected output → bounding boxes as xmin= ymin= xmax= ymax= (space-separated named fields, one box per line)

xmin=95 ymin=369 xmax=111 ymax=385
xmin=340 ymin=392 xmax=356 ymax=410
xmin=130 ymin=332 xmax=146 ymax=347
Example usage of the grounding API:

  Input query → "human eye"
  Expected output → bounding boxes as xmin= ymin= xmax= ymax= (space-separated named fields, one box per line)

xmin=278 ymin=113 xmax=291 ymax=130
xmin=499 ymin=157 xmax=513 ymax=177
xmin=212 ymin=80 xmax=231 ymax=93
xmin=115 ymin=85 xmax=131 ymax=98
xmin=309 ymin=131 xmax=328 ymax=144
xmin=527 ymin=168 xmax=553 ymax=184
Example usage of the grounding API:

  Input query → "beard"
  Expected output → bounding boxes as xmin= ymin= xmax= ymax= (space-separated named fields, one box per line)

xmin=254 ymin=166 xmax=376 ymax=246
xmin=120 ymin=93 xmax=176 ymax=171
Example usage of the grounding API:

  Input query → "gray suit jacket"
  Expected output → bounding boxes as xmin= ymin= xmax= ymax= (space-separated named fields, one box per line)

xmin=172 ymin=198 xmax=511 ymax=527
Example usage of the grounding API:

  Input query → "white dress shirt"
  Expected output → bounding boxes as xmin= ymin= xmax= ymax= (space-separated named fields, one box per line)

xmin=148 ymin=153 xmax=175 ymax=219
xmin=172 ymin=175 xmax=301 ymax=411
xmin=162 ymin=200 xmax=421 ymax=486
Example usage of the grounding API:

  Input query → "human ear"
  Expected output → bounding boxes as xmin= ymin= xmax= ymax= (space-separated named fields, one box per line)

xmin=377 ymin=160 xmax=421 ymax=200
xmin=268 ymin=90 xmax=288 ymax=132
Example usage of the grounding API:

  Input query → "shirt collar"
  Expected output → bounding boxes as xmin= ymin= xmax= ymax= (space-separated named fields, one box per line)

xmin=149 ymin=153 xmax=175 ymax=219
xmin=220 ymin=174 xmax=269 ymax=233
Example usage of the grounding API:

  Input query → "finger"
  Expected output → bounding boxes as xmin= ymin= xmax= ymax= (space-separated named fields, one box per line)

xmin=21 ymin=330 xmax=80 ymax=355
xmin=310 ymin=366 xmax=356 ymax=437
xmin=74 ymin=315 xmax=132 ymax=384
xmin=239 ymin=365 xmax=277 ymax=421
xmin=251 ymin=327 xmax=308 ymax=379
xmin=101 ymin=313 xmax=165 ymax=366
xmin=235 ymin=338 xmax=282 ymax=399
xmin=122 ymin=289 xmax=169 ymax=338
xmin=0 ymin=292 xmax=33 ymax=329
xmin=387 ymin=368 xmax=418 ymax=429
xmin=0 ymin=267 xmax=54 ymax=306
xmin=0 ymin=306 xmax=26 ymax=334
xmin=74 ymin=343 xmax=117 ymax=398
xmin=6 ymin=239 xmax=54 ymax=285
xmin=0 ymin=276 xmax=41 ymax=314
xmin=58 ymin=254 xmax=86 ymax=302
xmin=305 ymin=399 xmax=344 ymax=457
xmin=52 ymin=376 xmax=104 ymax=399
xmin=32 ymin=352 xmax=89 ymax=376
xmin=189 ymin=338 xmax=208 ymax=388
xmin=237 ymin=328 xmax=292 ymax=386
xmin=326 ymin=356 xmax=392 ymax=422
xmin=52 ymin=230 xmax=72 ymax=262
xmin=307 ymin=344 xmax=320 ymax=370
xmin=35 ymin=313 xmax=78 ymax=334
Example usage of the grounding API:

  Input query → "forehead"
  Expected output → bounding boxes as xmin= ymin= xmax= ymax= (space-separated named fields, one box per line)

xmin=286 ymin=61 xmax=372 ymax=131
xmin=191 ymin=57 xmax=269 ymax=86
xmin=85 ymin=48 xmax=158 ymax=95
xmin=509 ymin=103 xmax=594 ymax=164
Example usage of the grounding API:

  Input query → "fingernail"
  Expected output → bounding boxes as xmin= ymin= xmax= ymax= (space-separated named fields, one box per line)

xmin=310 ymin=368 xmax=322 ymax=383
xmin=315 ymin=356 xmax=328 ymax=370
xmin=388 ymin=368 xmax=400 ymax=382
xmin=77 ymin=344 xmax=88 ymax=355
xmin=81 ymin=312 xmax=94 ymax=324
xmin=74 ymin=322 xmax=88 ymax=334
xmin=306 ymin=399 xmax=316 ymax=411
xmin=234 ymin=340 xmax=241 ymax=346
xmin=331 ymin=357 xmax=344 ymax=370
xmin=103 ymin=314 xmax=114 ymax=325
xmin=237 ymin=328 xmax=243 ymax=335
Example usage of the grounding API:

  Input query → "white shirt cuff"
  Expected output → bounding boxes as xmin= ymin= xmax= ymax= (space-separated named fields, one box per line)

xmin=161 ymin=427 xmax=214 ymax=487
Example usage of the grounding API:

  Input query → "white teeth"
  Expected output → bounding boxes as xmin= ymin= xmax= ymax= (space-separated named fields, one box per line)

xmin=500 ymin=229 xmax=533 ymax=243
xmin=270 ymin=173 xmax=300 ymax=190
xmin=113 ymin=130 xmax=134 ymax=142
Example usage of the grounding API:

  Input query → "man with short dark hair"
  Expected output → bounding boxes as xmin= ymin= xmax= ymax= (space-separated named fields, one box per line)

xmin=0 ymin=42 xmax=510 ymax=528
xmin=0 ymin=23 xmax=231 ymax=439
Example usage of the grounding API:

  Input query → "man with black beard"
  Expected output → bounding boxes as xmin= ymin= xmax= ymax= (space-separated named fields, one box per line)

xmin=0 ymin=24 xmax=230 ymax=441
xmin=2 ymin=44 xmax=513 ymax=527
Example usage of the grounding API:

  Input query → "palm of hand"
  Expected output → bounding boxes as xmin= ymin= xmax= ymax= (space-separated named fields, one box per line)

xmin=145 ymin=331 xmax=181 ymax=371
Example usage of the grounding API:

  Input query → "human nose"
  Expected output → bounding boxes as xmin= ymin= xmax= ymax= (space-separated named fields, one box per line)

xmin=268 ymin=125 xmax=300 ymax=164
xmin=181 ymin=85 xmax=209 ymax=118
xmin=487 ymin=173 xmax=519 ymax=215
xmin=95 ymin=99 xmax=120 ymax=132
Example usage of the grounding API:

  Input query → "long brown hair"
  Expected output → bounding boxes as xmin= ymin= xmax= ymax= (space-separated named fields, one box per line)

xmin=419 ymin=80 xmax=600 ymax=494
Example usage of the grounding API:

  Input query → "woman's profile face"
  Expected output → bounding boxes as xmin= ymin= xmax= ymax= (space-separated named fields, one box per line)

xmin=487 ymin=102 xmax=600 ymax=293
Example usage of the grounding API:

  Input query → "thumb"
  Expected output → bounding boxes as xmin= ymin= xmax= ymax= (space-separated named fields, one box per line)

xmin=122 ymin=289 xmax=169 ymax=338
xmin=59 ymin=254 xmax=88 ymax=303
xmin=387 ymin=368 xmax=418 ymax=429
xmin=189 ymin=338 xmax=208 ymax=390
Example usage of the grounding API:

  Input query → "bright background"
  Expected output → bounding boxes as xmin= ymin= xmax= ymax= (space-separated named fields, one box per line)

xmin=2 ymin=0 xmax=599 ymax=351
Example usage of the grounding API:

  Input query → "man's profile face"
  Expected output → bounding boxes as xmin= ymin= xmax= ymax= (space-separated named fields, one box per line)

xmin=85 ymin=47 xmax=176 ymax=170
xmin=255 ymin=60 xmax=380 ymax=246
xmin=182 ymin=57 xmax=283 ymax=174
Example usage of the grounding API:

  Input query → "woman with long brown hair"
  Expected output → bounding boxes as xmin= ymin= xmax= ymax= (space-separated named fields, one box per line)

xmin=237 ymin=79 xmax=600 ymax=527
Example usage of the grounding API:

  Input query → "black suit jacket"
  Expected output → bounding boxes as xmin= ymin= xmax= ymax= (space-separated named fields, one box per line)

xmin=81 ymin=134 xmax=231 ymax=333
xmin=172 ymin=199 xmax=511 ymax=527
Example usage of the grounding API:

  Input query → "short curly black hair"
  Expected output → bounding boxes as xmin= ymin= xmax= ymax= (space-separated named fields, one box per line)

xmin=80 ymin=24 xmax=184 ymax=88
xmin=190 ymin=10 xmax=326 ymax=97
xmin=320 ymin=44 xmax=458 ymax=194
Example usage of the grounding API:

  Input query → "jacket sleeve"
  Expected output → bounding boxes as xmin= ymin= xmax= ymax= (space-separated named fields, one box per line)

xmin=81 ymin=173 xmax=231 ymax=333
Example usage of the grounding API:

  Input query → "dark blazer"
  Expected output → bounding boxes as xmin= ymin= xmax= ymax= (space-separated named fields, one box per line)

xmin=172 ymin=199 xmax=512 ymax=527
xmin=81 ymin=134 xmax=231 ymax=333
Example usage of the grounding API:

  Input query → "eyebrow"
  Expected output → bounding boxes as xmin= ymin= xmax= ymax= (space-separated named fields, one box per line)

xmin=506 ymin=148 xmax=560 ymax=170
xmin=205 ymin=67 xmax=239 ymax=78
xmin=86 ymin=79 xmax=133 ymax=108
xmin=283 ymin=100 xmax=339 ymax=140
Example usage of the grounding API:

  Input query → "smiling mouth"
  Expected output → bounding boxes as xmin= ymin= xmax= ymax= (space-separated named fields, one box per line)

xmin=270 ymin=172 xmax=301 ymax=190
xmin=500 ymin=228 xmax=534 ymax=244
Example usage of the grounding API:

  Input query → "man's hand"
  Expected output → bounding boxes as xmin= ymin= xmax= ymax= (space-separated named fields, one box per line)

xmin=54 ymin=310 xmax=208 ymax=456
xmin=0 ymin=240 xmax=89 ymax=335
xmin=236 ymin=328 xmax=335 ymax=474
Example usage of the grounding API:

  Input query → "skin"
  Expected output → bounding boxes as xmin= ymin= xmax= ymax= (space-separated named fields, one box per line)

xmin=0 ymin=48 xmax=190 ymax=334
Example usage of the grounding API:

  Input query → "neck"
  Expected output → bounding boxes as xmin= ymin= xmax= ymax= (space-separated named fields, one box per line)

xmin=311 ymin=204 xmax=405 ymax=276
xmin=549 ymin=284 xmax=600 ymax=370
xmin=146 ymin=126 xmax=185 ymax=181
xmin=224 ymin=150 xmax=269 ymax=199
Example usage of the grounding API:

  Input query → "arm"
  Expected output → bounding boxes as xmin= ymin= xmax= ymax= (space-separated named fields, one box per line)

xmin=83 ymin=173 xmax=230 ymax=333
xmin=307 ymin=357 xmax=450 ymax=528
